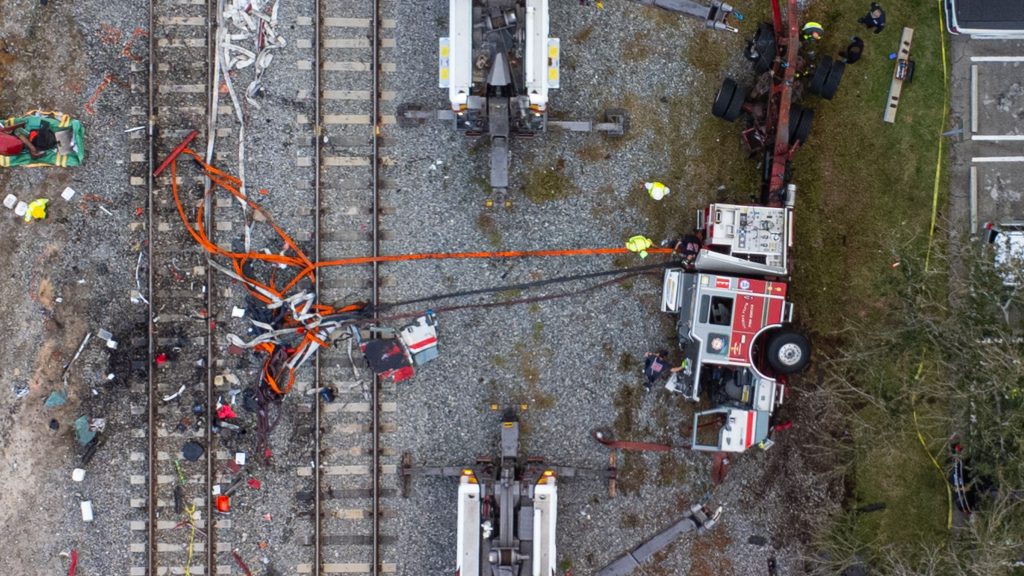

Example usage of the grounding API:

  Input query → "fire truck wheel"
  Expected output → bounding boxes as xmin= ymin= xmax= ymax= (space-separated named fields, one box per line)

xmin=723 ymin=83 xmax=748 ymax=122
xmin=819 ymin=60 xmax=845 ymax=100
xmin=808 ymin=57 xmax=833 ymax=96
xmin=789 ymin=106 xmax=814 ymax=145
xmin=746 ymin=23 xmax=776 ymax=75
xmin=712 ymin=78 xmax=738 ymax=118
xmin=767 ymin=330 xmax=811 ymax=374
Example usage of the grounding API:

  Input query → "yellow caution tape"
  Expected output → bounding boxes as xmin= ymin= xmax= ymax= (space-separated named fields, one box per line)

xmin=912 ymin=0 xmax=953 ymax=532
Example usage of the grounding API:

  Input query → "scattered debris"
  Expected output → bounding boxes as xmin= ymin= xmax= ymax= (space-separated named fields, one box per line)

xmin=95 ymin=328 xmax=118 ymax=350
xmin=155 ymin=353 xmax=169 ymax=365
xmin=235 ymin=452 xmax=246 ymax=466
xmin=13 ymin=384 xmax=29 ymax=399
xmin=74 ymin=416 xmax=96 ymax=445
xmin=13 ymin=201 xmax=27 ymax=218
xmin=3 ymin=194 xmax=17 ymax=209
xmin=231 ymin=306 xmax=246 ymax=318
xmin=80 ymin=500 xmax=94 ymax=522
xmin=163 ymin=384 xmax=185 ymax=402
xmin=61 ymin=187 xmax=76 ymax=201
xmin=232 ymin=549 xmax=255 ymax=576
xmin=216 ymin=495 xmax=230 ymax=513
xmin=49 ymin=419 xmax=60 ymax=431
xmin=61 ymin=332 xmax=92 ymax=384
xmin=23 ymin=198 xmax=49 ymax=223
xmin=44 ymin=390 xmax=67 ymax=408
xmin=217 ymin=404 xmax=237 ymax=419
xmin=318 ymin=387 xmax=335 ymax=403
xmin=72 ymin=468 xmax=86 ymax=482
xmin=182 ymin=440 xmax=205 ymax=462
xmin=247 ymin=478 xmax=261 ymax=490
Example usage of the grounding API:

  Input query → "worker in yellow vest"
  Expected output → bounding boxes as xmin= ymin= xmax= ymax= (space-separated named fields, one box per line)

xmin=24 ymin=198 xmax=48 ymax=223
xmin=802 ymin=22 xmax=824 ymax=41
xmin=626 ymin=235 xmax=653 ymax=259
xmin=644 ymin=181 xmax=670 ymax=201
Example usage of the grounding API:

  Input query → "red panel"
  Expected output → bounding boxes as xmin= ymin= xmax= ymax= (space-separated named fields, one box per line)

xmin=745 ymin=412 xmax=755 ymax=448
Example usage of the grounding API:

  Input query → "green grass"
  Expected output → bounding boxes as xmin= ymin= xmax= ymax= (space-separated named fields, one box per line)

xmin=520 ymin=161 xmax=578 ymax=203
xmin=793 ymin=0 xmax=948 ymax=330
xmin=786 ymin=0 xmax=953 ymax=566
xmin=656 ymin=0 xmax=954 ymax=565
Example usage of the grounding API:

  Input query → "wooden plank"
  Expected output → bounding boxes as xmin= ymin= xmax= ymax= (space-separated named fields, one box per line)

xmin=883 ymin=27 xmax=915 ymax=124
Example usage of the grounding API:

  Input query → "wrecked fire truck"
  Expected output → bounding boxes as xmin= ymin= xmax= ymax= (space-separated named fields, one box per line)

xmin=662 ymin=199 xmax=808 ymax=453
xmin=659 ymin=0 xmax=830 ymax=454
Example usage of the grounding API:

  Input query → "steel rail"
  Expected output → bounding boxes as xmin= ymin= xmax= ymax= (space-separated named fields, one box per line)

xmin=370 ymin=0 xmax=382 ymax=571
xmin=206 ymin=0 xmax=218 ymax=571
xmin=313 ymin=0 xmax=323 ymax=571
xmin=146 ymin=0 xmax=157 ymax=572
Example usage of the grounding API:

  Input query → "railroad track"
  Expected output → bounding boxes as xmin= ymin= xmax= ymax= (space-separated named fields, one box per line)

xmin=144 ymin=0 xmax=221 ymax=574
xmin=139 ymin=0 xmax=398 ymax=574
xmin=310 ymin=0 xmax=397 ymax=573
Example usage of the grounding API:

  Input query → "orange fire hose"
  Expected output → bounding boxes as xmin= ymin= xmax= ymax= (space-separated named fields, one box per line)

xmin=163 ymin=145 xmax=673 ymax=394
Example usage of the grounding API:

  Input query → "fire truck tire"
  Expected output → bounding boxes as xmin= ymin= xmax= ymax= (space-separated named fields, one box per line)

xmin=767 ymin=330 xmax=811 ymax=374
xmin=789 ymin=107 xmax=814 ymax=145
xmin=723 ymin=83 xmax=747 ymax=122
xmin=819 ymin=61 xmax=845 ymax=100
xmin=808 ymin=57 xmax=832 ymax=96
xmin=712 ymin=78 xmax=738 ymax=118
xmin=745 ymin=23 xmax=776 ymax=75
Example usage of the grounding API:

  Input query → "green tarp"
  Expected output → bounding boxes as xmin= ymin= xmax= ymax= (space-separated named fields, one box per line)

xmin=1 ymin=110 xmax=85 ymax=168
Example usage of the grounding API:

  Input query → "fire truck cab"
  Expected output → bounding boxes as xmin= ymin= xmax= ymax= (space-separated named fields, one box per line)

xmin=662 ymin=202 xmax=809 ymax=452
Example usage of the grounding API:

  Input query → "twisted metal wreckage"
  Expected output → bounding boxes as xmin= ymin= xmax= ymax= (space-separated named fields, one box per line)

xmin=157 ymin=128 xmax=670 ymax=452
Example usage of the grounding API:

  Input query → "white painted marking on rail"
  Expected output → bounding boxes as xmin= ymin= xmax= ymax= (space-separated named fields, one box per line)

xmin=131 ymin=153 xmax=145 ymax=162
xmin=297 ymin=38 xmax=312 ymax=49
xmin=130 ymin=475 xmax=146 ymax=485
xmin=131 ymin=543 xmax=146 ymax=553
xmin=130 ymin=520 xmax=146 ymax=531
xmin=324 ymin=156 xmax=370 ymax=167
xmin=296 ymin=16 xmax=313 ymax=26
xmin=970 ymin=56 xmax=1024 ymax=62
xmin=297 ymin=60 xmax=313 ymax=71
xmin=324 ymin=114 xmax=370 ymax=125
xmin=972 ymin=156 xmax=1024 ymax=162
xmin=324 ymin=61 xmax=369 ymax=72
xmin=131 ymin=498 xmax=145 ymax=508
xmin=157 ymin=38 xmax=206 ymax=48
xmin=130 ymin=568 xmax=146 ymax=576
xmin=333 ymin=508 xmax=368 ymax=519
xmin=157 ymin=16 xmax=205 ymax=25
xmin=159 ymin=84 xmax=206 ymax=94
xmin=296 ymin=114 xmax=310 ymax=125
